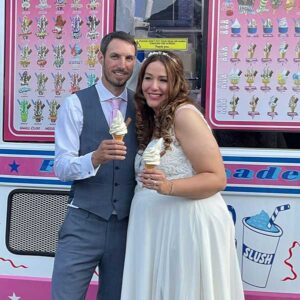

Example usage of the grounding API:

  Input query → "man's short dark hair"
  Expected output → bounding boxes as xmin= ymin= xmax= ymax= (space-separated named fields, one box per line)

xmin=100 ymin=31 xmax=137 ymax=56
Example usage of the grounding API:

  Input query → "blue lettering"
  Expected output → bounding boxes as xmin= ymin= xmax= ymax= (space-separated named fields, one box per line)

xmin=233 ymin=169 xmax=254 ymax=179
xmin=40 ymin=159 xmax=54 ymax=172
xmin=282 ymin=170 xmax=300 ymax=181
xmin=256 ymin=166 xmax=281 ymax=180
xmin=243 ymin=244 xmax=274 ymax=265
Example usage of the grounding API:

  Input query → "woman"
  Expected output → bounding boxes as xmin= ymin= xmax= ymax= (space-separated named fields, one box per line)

xmin=121 ymin=51 xmax=244 ymax=300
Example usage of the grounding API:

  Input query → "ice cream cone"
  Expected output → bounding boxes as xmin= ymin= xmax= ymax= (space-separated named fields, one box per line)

xmin=112 ymin=134 xmax=125 ymax=141
xmin=145 ymin=163 xmax=156 ymax=170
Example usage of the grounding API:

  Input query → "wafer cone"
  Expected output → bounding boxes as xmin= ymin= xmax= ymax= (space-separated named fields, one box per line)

xmin=145 ymin=163 xmax=156 ymax=169
xmin=113 ymin=134 xmax=125 ymax=141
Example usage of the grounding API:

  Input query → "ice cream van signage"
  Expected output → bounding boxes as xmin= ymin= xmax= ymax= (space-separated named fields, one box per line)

xmin=206 ymin=0 xmax=300 ymax=130
xmin=3 ymin=0 xmax=115 ymax=142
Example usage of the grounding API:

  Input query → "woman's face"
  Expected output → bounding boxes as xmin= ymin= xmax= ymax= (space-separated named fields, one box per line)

xmin=142 ymin=61 xmax=168 ymax=114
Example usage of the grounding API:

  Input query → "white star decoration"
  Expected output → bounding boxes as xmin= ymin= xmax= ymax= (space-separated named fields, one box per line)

xmin=8 ymin=293 xmax=21 ymax=300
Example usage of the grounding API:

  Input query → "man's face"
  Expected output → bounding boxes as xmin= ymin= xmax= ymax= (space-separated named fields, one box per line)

xmin=99 ymin=39 xmax=136 ymax=93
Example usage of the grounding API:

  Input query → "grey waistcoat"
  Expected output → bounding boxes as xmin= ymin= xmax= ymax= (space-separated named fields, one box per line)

xmin=70 ymin=85 xmax=138 ymax=220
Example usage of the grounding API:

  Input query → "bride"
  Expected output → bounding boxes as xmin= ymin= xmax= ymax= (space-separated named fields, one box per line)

xmin=121 ymin=51 xmax=245 ymax=300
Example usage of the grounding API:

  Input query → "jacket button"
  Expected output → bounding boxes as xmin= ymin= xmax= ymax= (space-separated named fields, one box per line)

xmin=113 ymin=199 xmax=117 ymax=203
xmin=115 ymin=182 xmax=119 ymax=186
xmin=115 ymin=166 xmax=119 ymax=170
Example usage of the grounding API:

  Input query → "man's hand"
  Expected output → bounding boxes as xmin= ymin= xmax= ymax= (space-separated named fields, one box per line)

xmin=92 ymin=139 xmax=127 ymax=167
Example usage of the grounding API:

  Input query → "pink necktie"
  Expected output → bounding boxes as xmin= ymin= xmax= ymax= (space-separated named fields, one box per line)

xmin=110 ymin=98 xmax=122 ymax=124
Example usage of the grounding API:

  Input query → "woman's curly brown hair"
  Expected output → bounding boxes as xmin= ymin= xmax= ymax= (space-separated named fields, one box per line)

xmin=135 ymin=51 xmax=194 ymax=151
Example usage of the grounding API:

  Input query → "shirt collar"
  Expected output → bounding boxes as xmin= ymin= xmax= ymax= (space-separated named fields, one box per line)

xmin=95 ymin=80 xmax=128 ymax=102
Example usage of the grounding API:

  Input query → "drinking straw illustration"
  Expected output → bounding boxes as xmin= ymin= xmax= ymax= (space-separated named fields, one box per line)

xmin=267 ymin=204 xmax=290 ymax=228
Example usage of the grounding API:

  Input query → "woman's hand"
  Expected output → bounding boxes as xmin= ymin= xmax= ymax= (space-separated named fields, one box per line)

xmin=139 ymin=168 xmax=173 ymax=195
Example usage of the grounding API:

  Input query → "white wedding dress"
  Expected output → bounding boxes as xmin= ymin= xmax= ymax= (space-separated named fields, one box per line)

xmin=121 ymin=106 xmax=244 ymax=300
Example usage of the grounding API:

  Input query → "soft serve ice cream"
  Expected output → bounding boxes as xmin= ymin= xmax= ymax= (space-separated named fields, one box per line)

xmin=143 ymin=138 xmax=164 ymax=169
xmin=109 ymin=110 xmax=128 ymax=141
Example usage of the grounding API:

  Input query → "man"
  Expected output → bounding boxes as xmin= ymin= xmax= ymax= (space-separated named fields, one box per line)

xmin=52 ymin=31 xmax=137 ymax=300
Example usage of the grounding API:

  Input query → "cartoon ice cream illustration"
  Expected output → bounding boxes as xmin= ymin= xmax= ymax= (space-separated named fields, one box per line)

xmin=263 ymin=42 xmax=272 ymax=60
xmin=278 ymin=17 xmax=288 ymax=34
xmin=285 ymin=0 xmax=295 ymax=11
xmin=289 ymin=95 xmax=298 ymax=112
xmin=249 ymin=96 xmax=259 ymax=113
xmin=257 ymin=0 xmax=269 ymax=12
xmin=278 ymin=41 xmax=288 ymax=60
xmin=247 ymin=19 xmax=257 ymax=34
xmin=292 ymin=18 xmax=300 ymax=34
xmin=242 ymin=205 xmax=290 ymax=288
xmin=231 ymin=19 xmax=241 ymax=35
xmin=143 ymin=138 xmax=164 ymax=169
xmin=229 ymin=69 xmax=242 ymax=90
xmin=271 ymin=0 xmax=282 ymax=11
xmin=277 ymin=69 xmax=290 ymax=90
xmin=247 ymin=43 xmax=257 ymax=60
xmin=109 ymin=110 xmax=128 ymax=141
xmin=268 ymin=96 xmax=278 ymax=118
xmin=292 ymin=72 xmax=300 ymax=91
xmin=261 ymin=67 xmax=273 ymax=90
xmin=263 ymin=18 xmax=273 ymax=34
xmin=295 ymin=42 xmax=300 ymax=60
xmin=229 ymin=96 xmax=239 ymax=118
xmin=245 ymin=68 xmax=258 ymax=90
xmin=232 ymin=42 xmax=241 ymax=60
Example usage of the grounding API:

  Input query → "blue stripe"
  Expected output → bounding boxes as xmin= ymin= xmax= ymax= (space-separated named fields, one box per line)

xmin=225 ymin=186 xmax=300 ymax=194
xmin=0 ymin=177 xmax=71 ymax=186
xmin=223 ymin=156 xmax=300 ymax=163
xmin=0 ymin=149 xmax=54 ymax=156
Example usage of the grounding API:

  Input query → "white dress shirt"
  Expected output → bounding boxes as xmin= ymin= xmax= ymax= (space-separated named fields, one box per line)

xmin=54 ymin=80 xmax=128 ymax=182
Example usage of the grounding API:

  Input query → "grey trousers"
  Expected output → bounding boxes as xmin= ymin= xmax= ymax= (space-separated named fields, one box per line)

xmin=51 ymin=207 xmax=128 ymax=300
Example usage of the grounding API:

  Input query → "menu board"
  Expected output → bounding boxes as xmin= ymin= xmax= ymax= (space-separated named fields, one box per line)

xmin=205 ymin=0 xmax=300 ymax=131
xmin=4 ymin=0 xmax=115 ymax=142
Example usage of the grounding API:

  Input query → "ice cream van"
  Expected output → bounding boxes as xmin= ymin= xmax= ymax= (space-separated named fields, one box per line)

xmin=1 ymin=0 xmax=300 ymax=299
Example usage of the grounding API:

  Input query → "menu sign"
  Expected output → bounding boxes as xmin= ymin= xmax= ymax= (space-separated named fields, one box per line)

xmin=4 ymin=0 xmax=115 ymax=142
xmin=205 ymin=0 xmax=300 ymax=131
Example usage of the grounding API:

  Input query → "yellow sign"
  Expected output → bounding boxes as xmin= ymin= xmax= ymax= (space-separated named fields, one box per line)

xmin=135 ymin=38 xmax=188 ymax=51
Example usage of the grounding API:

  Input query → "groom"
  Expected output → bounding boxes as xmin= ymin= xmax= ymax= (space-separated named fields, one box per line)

xmin=51 ymin=31 xmax=138 ymax=300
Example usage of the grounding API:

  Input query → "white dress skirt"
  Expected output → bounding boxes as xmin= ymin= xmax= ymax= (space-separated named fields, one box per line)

xmin=121 ymin=108 xmax=245 ymax=300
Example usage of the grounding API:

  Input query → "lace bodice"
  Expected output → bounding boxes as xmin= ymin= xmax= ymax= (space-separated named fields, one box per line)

xmin=135 ymin=136 xmax=195 ymax=185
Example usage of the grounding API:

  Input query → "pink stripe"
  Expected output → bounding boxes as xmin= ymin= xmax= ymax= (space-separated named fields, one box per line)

xmin=0 ymin=275 xmax=97 ymax=299
xmin=245 ymin=291 xmax=300 ymax=299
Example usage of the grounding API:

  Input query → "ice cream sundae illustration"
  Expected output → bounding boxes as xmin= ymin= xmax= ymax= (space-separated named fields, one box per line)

xmin=19 ymin=71 xmax=31 ymax=93
xmin=19 ymin=44 xmax=32 ymax=68
xmin=262 ymin=42 xmax=272 ymax=61
xmin=268 ymin=96 xmax=279 ymax=118
xmin=245 ymin=68 xmax=258 ymax=91
xmin=109 ymin=110 xmax=128 ymax=142
xmin=32 ymin=99 xmax=45 ymax=123
xmin=278 ymin=17 xmax=289 ymax=35
xmin=247 ymin=19 xmax=257 ymax=35
xmin=71 ymin=0 xmax=83 ymax=10
xmin=229 ymin=69 xmax=242 ymax=91
xmin=229 ymin=96 xmax=239 ymax=118
xmin=237 ymin=0 xmax=255 ymax=14
xmin=52 ymin=15 xmax=66 ymax=40
xmin=295 ymin=41 xmax=300 ymax=61
xmin=292 ymin=72 xmax=300 ymax=92
xmin=36 ymin=0 xmax=50 ymax=10
xmin=53 ymin=44 xmax=65 ymax=68
xmin=35 ymin=15 xmax=48 ymax=39
xmin=277 ymin=69 xmax=290 ymax=91
xmin=257 ymin=0 xmax=269 ymax=13
xmin=87 ymin=0 xmax=100 ymax=10
xmin=231 ymin=42 xmax=241 ymax=61
xmin=47 ymin=100 xmax=61 ymax=123
xmin=261 ymin=67 xmax=273 ymax=91
xmin=288 ymin=95 xmax=298 ymax=118
xmin=249 ymin=96 xmax=259 ymax=118
xmin=36 ymin=44 xmax=49 ymax=67
xmin=242 ymin=204 xmax=290 ymax=288
xmin=52 ymin=72 xmax=65 ymax=95
xmin=143 ymin=138 xmax=164 ymax=169
xmin=294 ymin=18 xmax=300 ymax=35
xmin=18 ymin=99 xmax=31 ymax=122
xmin=22 ymin=0 xmax=31 ymax=11
xmin=35 ymin=72 xmax=48 ymax=95
xmin=231 ymin=19 xmax=241 ymax=36
xmin=69 ymin=72 xmax=82 ymax=94
xmin=263 ymin=18 xmax=273 ymax=35
xmin=19 ymin=16 xmax=33 ymax=40
xmin=278 ymin=41 xmax=288 ymax=62
xmin=247 ymin=43 xmax=257 ymax=61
